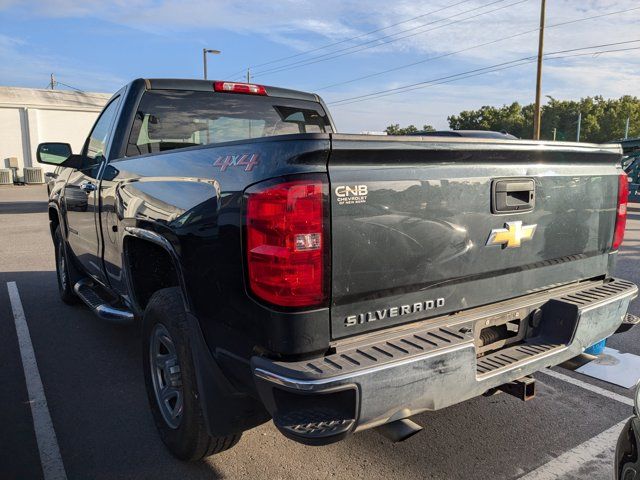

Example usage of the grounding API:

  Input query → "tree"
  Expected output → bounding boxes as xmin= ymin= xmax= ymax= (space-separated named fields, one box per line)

xmin=385 ymin=124 xmax=436 ymax=135
xmin=447 ymin=102 xmax=529 ymax=137
xmin=446 ymin=96 xmax=640 ymax=142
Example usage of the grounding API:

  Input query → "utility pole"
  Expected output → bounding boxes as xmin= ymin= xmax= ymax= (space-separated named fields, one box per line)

xmin=532 ymin=0 xmax=546 ymax=140
xmin=576 ymin=112 xmax=581 ymax=142
xmin=246 ymin=68 xmax=251 ymax=83
xmin=49 ymin=73 xmax=55 ymax=90
xmin=625 ymin=117 xmax=630 ymax=139
xmin=202 ymin=49 xmax=221 ymax=80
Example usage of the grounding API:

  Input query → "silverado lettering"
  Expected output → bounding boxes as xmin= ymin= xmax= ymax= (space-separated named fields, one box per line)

xmin=345 ymin=298 xmax=446 ymax=326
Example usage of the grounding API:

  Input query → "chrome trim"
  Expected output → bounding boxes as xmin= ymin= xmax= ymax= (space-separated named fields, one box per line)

xmin=253 ymin=281 xmax=637 ymax=436
xmin=478 ymin=344 xmax=566 ymax=380
xmin=255 ymin=342 xmax=472 ymax=390
xmin=95 ymin=304 xmax=134 ymax=323
xmin=73 ymin=280 xmax=134 ymax=324
xmin=124 ymin=226 xmax=175 ymax=253
xmin=123 ymin=226 xmax=191 ymax=312
xmin=579 ymin=284 xmax=638 ymax=313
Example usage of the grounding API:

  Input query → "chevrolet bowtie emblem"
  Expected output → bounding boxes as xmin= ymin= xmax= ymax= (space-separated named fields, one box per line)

xmin=486 ymin=221 xmax=537 ymax=248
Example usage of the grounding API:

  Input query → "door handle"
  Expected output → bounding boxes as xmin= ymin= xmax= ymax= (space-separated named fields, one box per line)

xmin=80 ymin=182 xmax=97 ymax=193
xmin=491 ymin=178 xmax=535 ymax=213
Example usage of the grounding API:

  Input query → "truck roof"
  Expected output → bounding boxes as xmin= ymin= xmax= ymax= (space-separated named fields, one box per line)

xmin=141 ymin=78 xmax=321 ymax=103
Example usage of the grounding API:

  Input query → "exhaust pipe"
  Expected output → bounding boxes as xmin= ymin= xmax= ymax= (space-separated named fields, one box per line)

xmin=376 ymin=418 xmax=423 ymax=443
xmin=498 ymin=375 xmax=536 ymax=401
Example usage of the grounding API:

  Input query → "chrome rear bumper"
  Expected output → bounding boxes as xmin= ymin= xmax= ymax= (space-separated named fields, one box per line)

xmin=252 ymin=278 xmax=637 ymax=445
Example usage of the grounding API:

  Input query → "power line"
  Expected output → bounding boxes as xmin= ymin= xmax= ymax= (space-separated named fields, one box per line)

xmin=331 ymin=46 xmax=640 ymax=108
xmin=316 ymin=4 xmax=640 ymax=91
xmin=328 ymin=40 xmax=640 ymax=107
xmin=251 ymin=0 xmax=523 ymax=78
xmin=546 ymin=45 xmax=640 ymax=60
xmin=330 ymin=59 xmax=539 ymax=106
xmin=55 ymin=80 xmax=84 ymax=92
xmin=331 ymin=38 xmax=640 ymax=104
xmin=225 ymin=0 xmax=477 ymax=78
xmin=332 ymin=46 xmax=640 ymax=107
xmin=42 ymin=77 xmax=90 ymax=94
xmin=252 ymin=0 xmax=517 ymax=77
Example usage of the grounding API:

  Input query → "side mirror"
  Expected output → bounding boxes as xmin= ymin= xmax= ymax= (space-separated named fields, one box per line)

xmin=36 ymin=143 xmax=84 ymax=169
xmin=36 ymin=143 xmax=72 ymax=165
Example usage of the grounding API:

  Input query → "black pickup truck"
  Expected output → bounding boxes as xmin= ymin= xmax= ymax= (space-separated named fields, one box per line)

xmin=37 ymin=78 xmax=638 ymax=460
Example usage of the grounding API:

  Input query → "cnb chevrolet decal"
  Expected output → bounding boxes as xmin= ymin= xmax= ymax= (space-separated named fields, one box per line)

xmin=486 ymin=221 xmax=537 ymax=248
xmin=335 ymin=185 xmax=368 ymax=205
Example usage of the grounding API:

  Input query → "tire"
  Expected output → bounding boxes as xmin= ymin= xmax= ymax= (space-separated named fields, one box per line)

xmin=54 ymin=226 xmax=78 ymax=305
xmin=142 ymin=287 xmax=241 ymax=461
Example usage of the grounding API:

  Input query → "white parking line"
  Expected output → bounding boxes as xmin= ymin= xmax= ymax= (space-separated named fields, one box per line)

xmin=518 ymin=368 xmax=635 ymax=479
xmin=540 ymin=368 xmax=634 ymax=407
xmin=7 ymin=282 xmax=67 ymax=480
xmin=518 ymin=420 xmax=626 ymax=480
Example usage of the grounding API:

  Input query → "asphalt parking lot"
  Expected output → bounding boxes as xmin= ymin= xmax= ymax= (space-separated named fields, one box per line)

xmin=2 ymin=185 xmax=640 ymax=480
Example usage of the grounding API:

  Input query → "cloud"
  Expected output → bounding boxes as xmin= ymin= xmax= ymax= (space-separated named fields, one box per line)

xmin=544 ymin=55 xmax=640 ymax=99
xmin=7 ymin=0 xmax=638 ymax=57
xmin=1 ymin=0 xmax=638 ymax=132
xmin=4 ymin=1 xmax=639 ymax=74
xmin=0 ymin=33 xmax=124 ymax=92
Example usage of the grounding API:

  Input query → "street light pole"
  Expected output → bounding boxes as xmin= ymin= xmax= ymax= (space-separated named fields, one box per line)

xmin=576 ymin=112 xmax=582 ymax=142
xmin=532 ymin=0 xmax=546 ymax=140
xmin=202 ymin=49 xmax=221 ymax=80
xmin=625 ymin=117 xmax=630 ymax=139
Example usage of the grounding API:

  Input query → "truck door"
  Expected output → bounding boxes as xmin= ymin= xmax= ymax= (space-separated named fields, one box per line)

xmin=65 ymin=96 xmax=121 ymax=281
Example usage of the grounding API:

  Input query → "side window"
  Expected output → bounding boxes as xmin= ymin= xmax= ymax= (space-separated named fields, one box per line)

xmin=83 ymin=96 xmax=121 ymax=170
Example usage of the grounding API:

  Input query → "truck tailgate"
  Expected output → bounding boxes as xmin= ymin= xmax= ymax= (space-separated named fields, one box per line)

xmin=328 ymin=134 xmax=622 ymax=339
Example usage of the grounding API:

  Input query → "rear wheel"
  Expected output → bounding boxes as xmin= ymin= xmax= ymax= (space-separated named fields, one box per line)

xmin=142 ymin=287 xmax=241 ymax=461
xmin=54 ymin=226 xmax=78 ymax=305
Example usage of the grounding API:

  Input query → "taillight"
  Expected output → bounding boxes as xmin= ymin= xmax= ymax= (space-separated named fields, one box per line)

xmin=613 ymin=173 xmax=629 ymax=250
xmin=245 ymin=178 xmax=327 ymax=308
xmin=214 ymin=81 xmax=267 ymax=95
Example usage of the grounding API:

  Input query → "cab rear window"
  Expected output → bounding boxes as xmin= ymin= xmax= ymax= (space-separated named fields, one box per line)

xmin=125 ymin=90 xmax=332 ymax=156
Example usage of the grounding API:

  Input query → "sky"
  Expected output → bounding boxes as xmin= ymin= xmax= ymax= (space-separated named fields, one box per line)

xmin=0 ymin=0 xmax=639 ymax=132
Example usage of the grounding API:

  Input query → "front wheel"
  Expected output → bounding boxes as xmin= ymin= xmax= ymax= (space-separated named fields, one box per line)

xmin=142 ymin=287 xmax=241 ymax=461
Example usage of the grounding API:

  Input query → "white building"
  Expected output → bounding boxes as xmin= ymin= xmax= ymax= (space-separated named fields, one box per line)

xmin=0 ymin=86 xmax=111 ymax=182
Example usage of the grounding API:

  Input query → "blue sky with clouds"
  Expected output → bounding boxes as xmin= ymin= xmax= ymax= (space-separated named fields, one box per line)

xmin=1 ymin=0 xmax=639 ymax=132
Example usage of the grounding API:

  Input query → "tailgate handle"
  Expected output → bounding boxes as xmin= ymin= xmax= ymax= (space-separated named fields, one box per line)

xmin=492 ymin=178 xmax=535 ymax=213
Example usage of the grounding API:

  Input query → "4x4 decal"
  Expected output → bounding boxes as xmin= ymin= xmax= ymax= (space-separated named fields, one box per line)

xmin=214 ymin=153 xmax=260 ymax=172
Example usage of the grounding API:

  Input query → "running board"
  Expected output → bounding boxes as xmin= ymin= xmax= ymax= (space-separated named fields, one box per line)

xmin=73 ymin=279 xmax=134 ymax=324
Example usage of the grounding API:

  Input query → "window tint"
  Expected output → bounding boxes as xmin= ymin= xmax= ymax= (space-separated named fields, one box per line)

xmin=85 ymin=96 xmax=120 ymax=166
xmin=125 ymin=90 xmax=332 ymax=157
